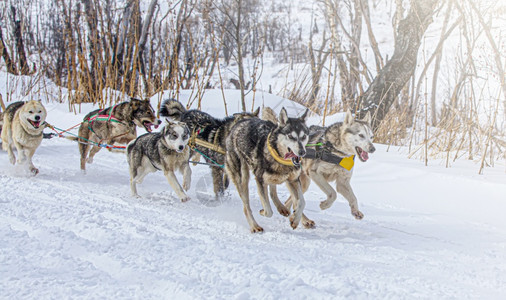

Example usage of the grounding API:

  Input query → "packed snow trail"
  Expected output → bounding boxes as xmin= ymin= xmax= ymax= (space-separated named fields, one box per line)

xmin=2 ymin=129 xmax=506 ymax=299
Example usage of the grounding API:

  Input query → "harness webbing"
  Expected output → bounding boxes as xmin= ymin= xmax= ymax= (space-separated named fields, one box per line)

xmin=304 ymin=147 xmax=355 ymax=171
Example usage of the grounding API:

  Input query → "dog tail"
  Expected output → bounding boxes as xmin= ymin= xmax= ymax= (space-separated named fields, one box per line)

xmin=160 ymin=99 xmax=186 ymax=121
xmin=261 ymin=106 xmax=278 ymax=124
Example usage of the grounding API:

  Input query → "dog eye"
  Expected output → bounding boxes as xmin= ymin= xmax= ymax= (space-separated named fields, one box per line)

xmin=301 ymin=134 xmax=307 ymax=140
xmin=171 ymin=134 xmax=178 ymax=140
xmin=359 ymin=134 xmax=365 ymax=138
xmin=29 ymin=111 xmax=33 ymax=113
xmin=38 ymin=110 xmax=42 ymax=113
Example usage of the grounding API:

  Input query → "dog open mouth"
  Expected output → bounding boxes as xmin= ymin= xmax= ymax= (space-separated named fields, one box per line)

xmin=29 ymin=119 xmax=41 ymax=129
xmin=142 ymin=121 xmax=159 ymax=133
xmin=285 ymin=148 xmax=301 ymax=167
xmin=355 ymin=147 xmax=369 ymax=162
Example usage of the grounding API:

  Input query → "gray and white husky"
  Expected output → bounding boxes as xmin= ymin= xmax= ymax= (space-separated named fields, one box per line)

xmin=225 ymin=107 xmax=310 ymax=233
xmin=284 ymin=110 xmax=376 ymax=225
xmin=127 ymin=121 xmax=192 ymax=202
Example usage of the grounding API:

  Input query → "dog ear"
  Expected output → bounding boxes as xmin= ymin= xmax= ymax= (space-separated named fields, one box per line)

xmin=344 ymin=110 xmax=353 ymax=126
xmin=252 ymin=107 xmax=260 ymax=117
xmin=130 ymin=98 xmax=141 ymax=110
xmin=299 ymin=108 xmax=309 ymax=122
xmin=279 ymin=107 xmax=288 ymax=125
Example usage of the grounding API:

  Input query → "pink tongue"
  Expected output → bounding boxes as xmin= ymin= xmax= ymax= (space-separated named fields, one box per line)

xmin=284 ymin=152 xmax=298 ymax=159
xmin=360 ymin=151 xmax=369 ymax=161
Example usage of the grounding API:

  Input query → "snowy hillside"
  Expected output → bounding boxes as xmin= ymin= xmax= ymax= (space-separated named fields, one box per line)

xmin=1 ymin=94 xmax=506 ymax=299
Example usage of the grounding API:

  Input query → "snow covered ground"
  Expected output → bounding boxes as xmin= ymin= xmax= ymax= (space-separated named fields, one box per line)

xmin=1 ymin=96 xmax=506 ymax=299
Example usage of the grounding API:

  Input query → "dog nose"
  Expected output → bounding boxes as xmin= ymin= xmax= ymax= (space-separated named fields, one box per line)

xmin=156 ymin=119 xmax=162 ymax=125
xmin=179 ymin=145 xmax=184 ymax=151
xmin=35 ymin=115 xmax=40 ymax=121
xmin=298 ymin=149 xmax=306 ymax=157
xmin=369 ymin=144 xmax=376 ymax=153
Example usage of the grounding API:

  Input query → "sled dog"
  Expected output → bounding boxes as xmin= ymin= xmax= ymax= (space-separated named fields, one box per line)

xmin=78 ymin=97 xmax=160 ymax=171
xmin=1 ymin=100 xmax=48 ymax=175
xmin=159 ymin=99 xmax=259 ymax=198
xmin=127 ymin=120 xmax=192 ymax=202
xmin=225 ymin=107 xmax=310 ymax=233
xmin=284 ymin=110 xmax=376 ymax=224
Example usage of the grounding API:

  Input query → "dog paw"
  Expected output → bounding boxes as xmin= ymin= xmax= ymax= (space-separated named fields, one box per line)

xmin=352 ymin=210 xmax=364 ymax=220
xmin=9 ymin=157 xmax=16 ymax=165
xmin=320 ymin=200 xmax=332 ymax=210
xmin=289 ymin=214 xmax=300 ymax=230
xmin=30 ymin=167 xmax=39 ymax=176
xmin=250 ymin=225 xmax=264 ymax=233
xmin=183 ymin=182 xmax=190 ymax=191
xmin=259 ymin=209 xmax=273 ymax=218
xmin=302 ymin=219 xmax=316 ymax=229
xmin=181 ymin=196 xmax=191 ymax=203
xmin=87 ymin=157 xmax=93 ymax=164
xmin=277 ymin=206 xmax=290 ymax=217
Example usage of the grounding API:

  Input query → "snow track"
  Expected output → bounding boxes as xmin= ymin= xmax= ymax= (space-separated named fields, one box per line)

xmin=1 ymin=110 xmax=506 ymax=298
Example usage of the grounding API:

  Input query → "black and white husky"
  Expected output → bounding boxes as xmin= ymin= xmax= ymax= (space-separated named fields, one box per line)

xmin=225 ymin=107 xmax=309 ymax=233
xmin=127 ymin=121 xmax=191 ymax=202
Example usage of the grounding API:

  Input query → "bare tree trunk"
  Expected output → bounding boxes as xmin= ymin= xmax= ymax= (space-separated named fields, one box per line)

xmin=358 ymin=0 xmax=439 ymax=129
xmin=359 ymin=0 xmax=383 ymax=73
xmin=235 ymin=0 xmax=247 ymax=112
xmin=308 ymin=29 xmax=330 ymax=107
xmin=0 ymin=26 xmax=18 ymax=75
xmin=431 ymin=1 xmax=454 ymax=126
xmin=11 ymin=6 xmax=30 ymax=75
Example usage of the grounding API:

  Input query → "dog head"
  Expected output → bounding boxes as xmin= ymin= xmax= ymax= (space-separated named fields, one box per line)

xmin=20 ymin=100 xmax=47 ymax=131
xmin=276 ymin=107 xmax=309 ymax=167
xmin=340 ymin=110 xmax=376 ymax=162
xmin=162 ymin=121 xmax=190 ymax=153
xmin=130 ymin=97 xmax=161 ymax=133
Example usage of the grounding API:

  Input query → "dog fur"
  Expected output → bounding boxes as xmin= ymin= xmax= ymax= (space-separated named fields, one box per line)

xmin=127 ymin=121 xmax=192 ymax=202
xmin=1 ymin=100 xmax=48 ymax=175
xmin=225 ymin=107 xmax=310 ymax=233
xmin=285 ymin=110 xmax=376 ymax=224
xmin=159 ymin=99 xmax=259 ymax=198
xmin=78 ymin=97 xmax=160 ymax=171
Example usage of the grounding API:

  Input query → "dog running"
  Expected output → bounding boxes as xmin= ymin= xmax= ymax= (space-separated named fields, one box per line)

xmin=1 ymin=100 xmax=48 ymax=175
xmin=159 ymin=99 xmax=259 ymax=199
xmin=225 ymin=107 xmax=309 ymax=233
xmin=127 ymin=120 xmax=192 ymax=202
xmin=78 ymin=97 xmax=160 ymax=171
xmin=283 ymin=110 xmax=376 ymax=225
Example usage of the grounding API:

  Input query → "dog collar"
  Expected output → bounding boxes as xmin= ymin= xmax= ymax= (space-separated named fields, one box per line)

xmin=267 ymin=133 xmax=297 ymax=167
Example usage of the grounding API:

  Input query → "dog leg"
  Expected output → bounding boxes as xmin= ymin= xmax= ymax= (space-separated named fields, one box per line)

xmin=25 ymin=148 xmax=39 ymax=176
xmin=6 ymin=142 xmax=16 ymax=165
xmin=268 ymin=185 xmax=289 ymax=217
xmin=182 ymin=163 xmax=192 ymax=191
xmin=336 ymin=178 xmax=363 ymax=220
xmin=256 ymin=178 xmax=273 ymax=218
xmin=164 ymin=170 xmax=190 ymax=202
xmin=78 ymin=126 xmax=90 ymax=171
xmin=87 ymin=145 xmax=102 ymax=164
xmin=286 ymin=179 xmax=306 ymax=230
xmin=129 ymin=167 xmax=141 ymax=198
xmin=284 ymin=173 xmax=314 ymax=227
xmin=226 ymin=154 xmax=263 ymax=233
xmin=310 ymin=171 xmax=337 ymax=210
xmin=211 ymin=166 xmax=225 ymax=197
